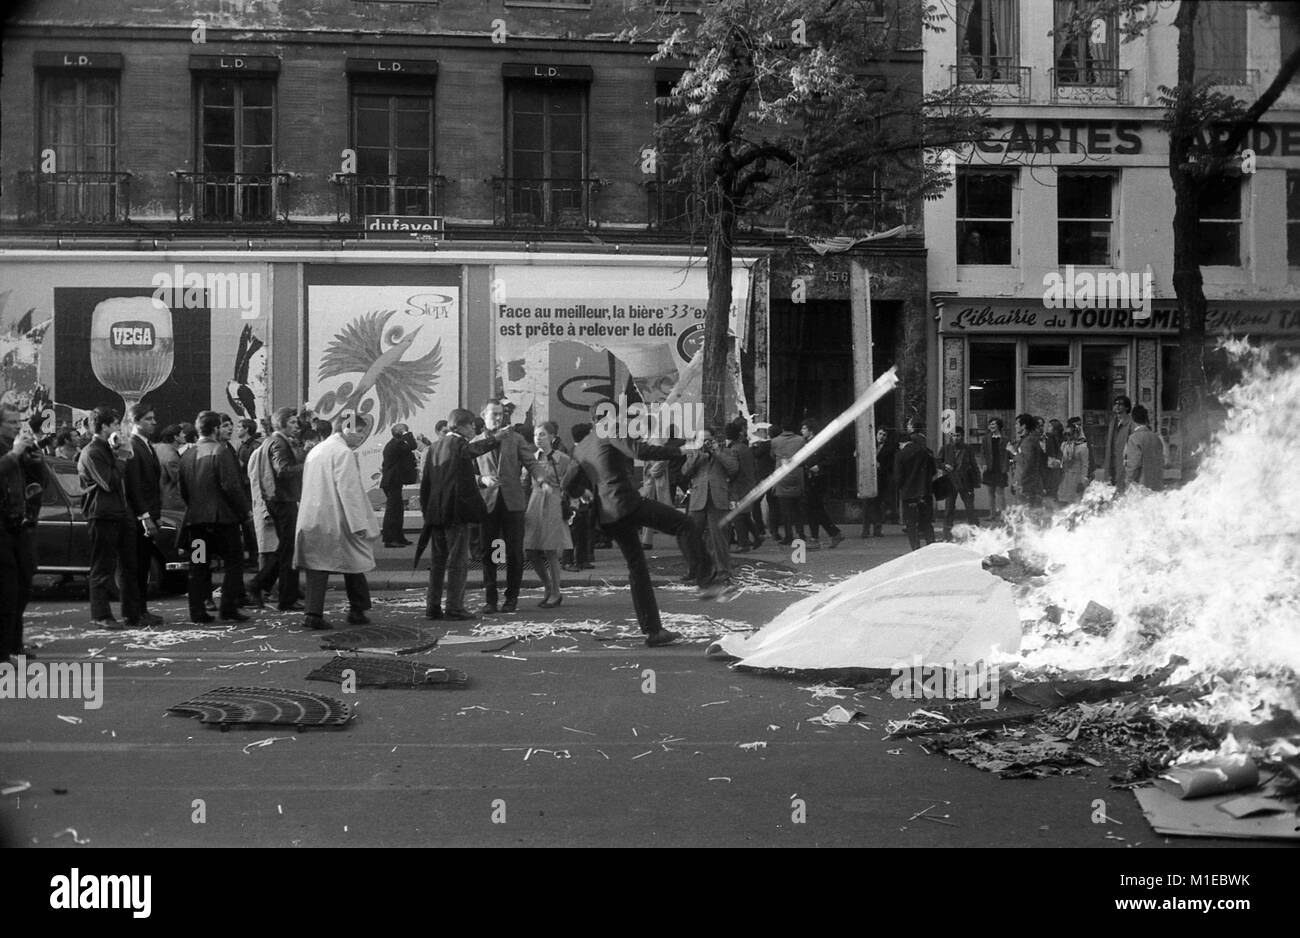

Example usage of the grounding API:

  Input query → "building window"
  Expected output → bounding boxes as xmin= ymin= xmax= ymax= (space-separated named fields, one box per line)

xmin=651 ymin=79 xmax=696 ymax=229
xmin=1193 ymin=1 xmax=1248 ymax=83
xmin=194 ymin=77 xmax=276 ymax=221
xmin=1026 ymin=340 xmax=1070 ymax=367
xmin=957 ymin=169 xmax=1014 ymax=264
xmin=350 ymin=86 xmax=436 ymax=216
xmin=504 ymin=81 xmax=588 ymax=226
xmin=956 ymin=0 xmax=1018 ymax=79
xmin=1053 ymin=1 xmax=1117 ymax=83
xmin=1198 ymin=175 xmax=1241 ymax=266
xmin=1288 ymin=172 xmax=1300 ymax=267
xmin=968 ymin=341 xmax=1016 ymax=439
xmin=37 ymin=73 xmax=121 ymax=221
xmin=1058 ymin=172 xmax=1114 ymax=265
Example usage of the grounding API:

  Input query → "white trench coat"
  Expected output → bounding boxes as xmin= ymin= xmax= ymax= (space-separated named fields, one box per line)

xmin=294 ymin=433 xmax=380 ymax=573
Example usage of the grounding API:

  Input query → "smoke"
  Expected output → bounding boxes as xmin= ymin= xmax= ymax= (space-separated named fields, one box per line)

xmin=963 ymin=341 xmax=1300 ymax=727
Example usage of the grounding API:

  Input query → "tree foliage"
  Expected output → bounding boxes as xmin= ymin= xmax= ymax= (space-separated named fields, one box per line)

xmin=623 ymin=0 xmax=991 ymax=427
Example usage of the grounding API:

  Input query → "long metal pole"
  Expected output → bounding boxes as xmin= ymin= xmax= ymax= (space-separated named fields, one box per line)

xmin=720 ymin=365 xmax=900 ymax=528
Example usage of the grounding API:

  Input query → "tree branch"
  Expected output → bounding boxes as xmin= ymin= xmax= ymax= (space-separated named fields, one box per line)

xmin=732 ymin=141 xmax=798 ymax=171
xmin=1219 ymin=42 xmax=1300 ymax=156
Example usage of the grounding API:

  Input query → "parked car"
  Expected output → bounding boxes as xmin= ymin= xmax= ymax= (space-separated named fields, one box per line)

xmin=37 ymin=457 xmax=188 ymax=595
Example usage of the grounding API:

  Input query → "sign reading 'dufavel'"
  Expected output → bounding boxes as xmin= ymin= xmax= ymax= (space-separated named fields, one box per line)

xmin=362 ymin=215 xmax=445 ymax=240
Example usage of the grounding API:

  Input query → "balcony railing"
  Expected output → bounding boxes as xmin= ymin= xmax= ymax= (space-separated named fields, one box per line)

xmin=1050 ymin=65 xmax=1130 ymax=104
xmin=174 ymin=171 xmax=290 ymax=223
xmin=646 ymin=181 xmax=702 ymax=231
xmin=19 ymin=171 xmax=132 ymax=224
xmin=1196 ymin=68 xmax=1260 ymax=90
xmin=492 ymin=176 xmax=602 ymax=229
xmin=332 ymin=173 xmax=445 ymax=223
xmin=950 ymin=60 xmax=1032 ymax=103
xmin=786 ymin=188 xmax=907 ymax=236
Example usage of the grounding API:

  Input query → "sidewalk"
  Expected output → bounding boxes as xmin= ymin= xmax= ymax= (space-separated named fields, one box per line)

xmin=361 ymin=530 xmax=918 ymax=591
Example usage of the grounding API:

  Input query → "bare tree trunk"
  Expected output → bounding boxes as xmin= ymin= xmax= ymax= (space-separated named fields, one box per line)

xmin=703 ymin=180 xmax=735 ymax=432
xmin=1170 ymin=0 xmax=1210 ymax=480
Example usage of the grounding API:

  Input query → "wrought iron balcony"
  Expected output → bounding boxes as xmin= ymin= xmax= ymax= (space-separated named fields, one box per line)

xmin=950 ymin=60 xmax=1032 ymax=103
xmin=786 ymin=187 xmax=907 ymax=236
xmin=1050 ymin=66 xmax=1130 ymax=104
xmin=18 ymin=171 xmax=131 ymax=224
xmin=492 ymin=176 xmax=602 ymax=229
xmin=1196 ymin=68 xmax=1260 ymax=90
xmin=645 ymin=181 xmax=702 ymax=231
xmin=332 ymin=173 xmax=445 ymax=223
xmin=174 ymin=171 xmax=290 ymax=223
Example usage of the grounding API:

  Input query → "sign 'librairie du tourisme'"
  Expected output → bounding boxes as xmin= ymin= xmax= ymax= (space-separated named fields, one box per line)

xmin=941 ymin=300 xmax=1300 ymax=335
xmin=362 ymin=215 xmax=445 ymax=240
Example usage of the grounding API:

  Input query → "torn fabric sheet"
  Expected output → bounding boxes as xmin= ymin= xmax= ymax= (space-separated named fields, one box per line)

xmin=706 ymin=543 xmax=1020 ymax=669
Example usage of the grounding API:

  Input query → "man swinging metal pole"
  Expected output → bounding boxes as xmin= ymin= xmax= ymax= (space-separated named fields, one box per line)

xmin=720 ymin=367 xmax=900 ymax=529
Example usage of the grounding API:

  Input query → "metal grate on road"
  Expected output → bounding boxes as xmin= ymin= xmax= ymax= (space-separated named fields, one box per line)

xmin=168 ymin=686 xmax=353 ymax=728
xmin=306 ymin=655 xmax=468 ymax=689
xmin=319 ymin=625 xmax=441 ymax=655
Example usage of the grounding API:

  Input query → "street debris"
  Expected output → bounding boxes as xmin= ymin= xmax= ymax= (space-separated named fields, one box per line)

xmin=54 ymin=828 xmax=90 ymax=844
xmin=56 ymin=715 xmax=83 ymax=724
xmin=2 ymin=780 xmax=31 ymax=796
xmin=242 ymin=736 xmax=296 ymax=754
xmin=809 ymin=704 xmax=867 ymax=727
xmin=738 ymin=741 xmax=767 ymax=751
xmin=708 ymin=777 xmax=732 ymax=782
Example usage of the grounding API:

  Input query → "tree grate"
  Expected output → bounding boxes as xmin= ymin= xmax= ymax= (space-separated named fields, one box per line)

xmin=168 ymin=686 xmax=353 ymax=727
xmin=307 ymin=655 xmax=468 ymax=689
xmin=319 ymin=625 xmax=441 ymax=654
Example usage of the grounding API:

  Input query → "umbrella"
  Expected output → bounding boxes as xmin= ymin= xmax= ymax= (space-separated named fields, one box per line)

xmin=412 ymin=521 xmax=434 ymax=571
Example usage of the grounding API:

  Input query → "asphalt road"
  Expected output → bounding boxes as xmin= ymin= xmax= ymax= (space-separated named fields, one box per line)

xmin=0 ymin=535 xmax=1262 ymax=848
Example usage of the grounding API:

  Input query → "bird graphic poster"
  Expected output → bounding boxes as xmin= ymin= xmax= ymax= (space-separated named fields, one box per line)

xmin=306 ymin=284 xmax=460 ymax=493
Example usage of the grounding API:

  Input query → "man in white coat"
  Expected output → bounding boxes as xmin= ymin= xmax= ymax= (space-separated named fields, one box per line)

xmin=294 ymin=413 xmax=380 ymax=630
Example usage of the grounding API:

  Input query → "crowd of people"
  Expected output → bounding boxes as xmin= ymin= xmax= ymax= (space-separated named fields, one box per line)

xmin=0 ymin=390 xmax=1167 ymax=663
xmin=864 ymin=394 xmax=1166 ymax=550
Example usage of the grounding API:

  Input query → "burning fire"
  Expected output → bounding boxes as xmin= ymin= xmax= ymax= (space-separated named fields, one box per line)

xmin=963 ymin=341 xmax=1300 ymax=728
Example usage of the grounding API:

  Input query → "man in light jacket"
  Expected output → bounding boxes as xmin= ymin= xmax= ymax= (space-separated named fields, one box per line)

xmin=294 ymin=413 xmax=381 ymax=630
xmin=1123 ymin=404 xmax=1165 ymax=491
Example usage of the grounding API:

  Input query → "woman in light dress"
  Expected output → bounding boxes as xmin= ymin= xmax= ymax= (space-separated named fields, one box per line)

xmin=524 ymin=422 xmax=573 ymax=608
xmin=1058 ymin=416 xmax=1092 ymax=503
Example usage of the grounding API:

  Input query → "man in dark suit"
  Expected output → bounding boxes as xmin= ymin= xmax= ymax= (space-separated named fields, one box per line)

xmin=1 ymin=403 xmax=47 ymax=661
xmin=179 ymin=411 xmax=252 ymax=624
xmin=124 ymin=402 xmax=165 ymax=627
xmin=749 ymin=421 xmax=777 ymax=540
xmin=725 ymin=421 xmax=761 ymax=551
xmin=682 ymin=427 xmax=739 ymax=582
xmin=1103 ymin=394 xmax=1133 ymax=494
xmin=249 ymin=406 xmax=304 ymax=611
xmin=894 ymin=418 xmax=937 ymax=551
xmin=381 ymin=423 xmax=418 ymax=547
xmin=420 ymin=408 xmax=500 ymax=621
xmin=77 ymin=406 xmax=140 ymax=628
xmin=473 ymin=399 xmax=537 ymax=613
xmin=562 ymin=399 xmax=712 ymax=647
